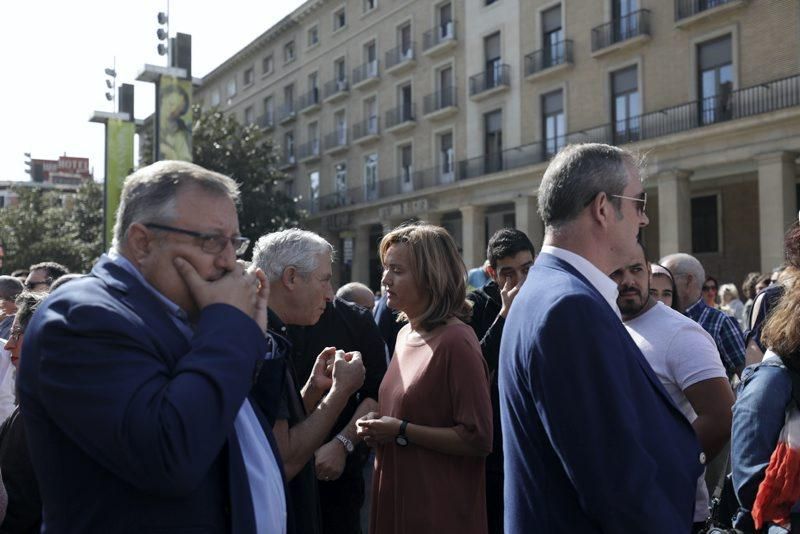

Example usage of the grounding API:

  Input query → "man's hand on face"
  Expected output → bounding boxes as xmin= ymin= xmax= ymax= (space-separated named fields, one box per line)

xmin=331 ymin=349 xmax=365 ymax=396
xmin=173 ymin=257 xmax=264 ymax=322
xmin=499 ymin=274 xmax=526 ymax=318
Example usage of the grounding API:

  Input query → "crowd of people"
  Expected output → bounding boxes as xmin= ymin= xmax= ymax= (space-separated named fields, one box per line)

xmin=0 ymin=146 xmax=797 ymax=533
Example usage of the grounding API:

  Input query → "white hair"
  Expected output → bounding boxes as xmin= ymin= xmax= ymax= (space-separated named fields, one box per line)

xmin=659 ymin=253 xmax=705 ymax=291
xmin=719 ymin=283 xmax=739 ymax=301
xmin=252 ymin=229 xmax=334 ymax=281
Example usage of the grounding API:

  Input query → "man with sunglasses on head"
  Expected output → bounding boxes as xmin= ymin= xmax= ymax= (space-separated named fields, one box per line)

xmin=24 ymin=262 xmax=68 ymax=293
xmin=17 ymin=161 xmax=287 ymax=533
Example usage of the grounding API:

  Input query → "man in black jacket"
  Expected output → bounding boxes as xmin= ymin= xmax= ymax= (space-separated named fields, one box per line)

xmin=467 ymin=227 xmax=535 ymax=534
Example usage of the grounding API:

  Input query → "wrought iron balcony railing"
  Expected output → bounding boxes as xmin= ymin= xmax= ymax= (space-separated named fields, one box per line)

xmin=591 ymin=9 xmax=651 ymax=52
xmin=525 ymin=40 xmax=574 ymax=76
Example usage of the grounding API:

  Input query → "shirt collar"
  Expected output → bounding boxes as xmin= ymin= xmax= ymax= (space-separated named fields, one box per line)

xmin=685 ymin=297 xmax=705 ymax=315
xmin=540 ymin=245 xmax=621 ymax=319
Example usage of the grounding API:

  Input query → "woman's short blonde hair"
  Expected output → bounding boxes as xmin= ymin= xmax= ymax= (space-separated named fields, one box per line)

xmin=379 ymin=222 xmax=472 ymax=331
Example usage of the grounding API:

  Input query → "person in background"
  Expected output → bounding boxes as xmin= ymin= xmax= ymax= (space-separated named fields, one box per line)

xmin=702 ymin=276 xmax=721 ymax=309
xmin=336 ymin=282 xmax=376 ymax=313
xmin=650 ymin=263 xmax=682 ymax=312
xmin=0 ymin=291 xmax=46 ymax=533
xmin=0 ymin=278 xmax=23 ymax=340
xmin=720 ymin=283 xmax=745 ymax=328
xmin=24 ymin=262 xmax=68 ymax=293
xmin=468 ymin=260 xmax=491 ymax=290
xmin=9 ymin=272 xmax=27 ymax=285
xmin=741 ymin=272 xmax=761 ymax=327
xmin=358 ymin=223 xmax=492 ymax=534
xmin=467 ymin=227 xmax=535 ymax=534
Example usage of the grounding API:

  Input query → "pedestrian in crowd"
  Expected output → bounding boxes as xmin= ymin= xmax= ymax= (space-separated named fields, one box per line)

xmin=23 ymin=262 xmax=68 ymax=293
xmin=287 ymin=294 xmax=386 ymax=534
xmin=500 ymin=143 xmax=703 ymax=532
xmin=18 ymin=160 xmax=286 ymax=532
xmin=466 ymin=227 xmax=535 ymax=534
xmin=611 ymin=243 xmax=734 ymax=533
xmin=661 ymin=253 xmax=746 ymax=378
xmin=649 ymin=262 xmax=682 ymax=311
xmin=755 ymin=273 xmax=772 ymax=294
xmin=702 ymin=275 xmax=721 ymax=308
xmin=0 ymin=277 xmax=23 ymax=340
xmin=358 ymin=222 xmax=492 ymax=534
xmin=0 ymin=290 xmax=46 ymax=533
xmin=741 ymin=271 xmax=761 ymax=327
xmin=336 ymin=282 xmax=376 ymax=313
xmin=745 ymin=269 xmax=791 ymax=366
xmin=253 ymin=229 xmax=366 ymax=534
xmin=731 ymin=222 xmax=800 ymax=531
xmin=720 ymin=283 xmax=745 ymax=327
xmin=372 ymin=292 xmax=404 ymax=357
xmin=467 ymin=259 xmax=491 ymax=289
xmin=9 ymin=272 xmax=27 ymax=285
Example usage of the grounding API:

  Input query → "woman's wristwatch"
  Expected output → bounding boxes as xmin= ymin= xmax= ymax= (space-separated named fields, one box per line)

xmin=395 ymin=420 xmax=409 ymax=447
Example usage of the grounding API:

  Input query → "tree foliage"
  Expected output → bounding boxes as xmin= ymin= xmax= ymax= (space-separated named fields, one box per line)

xmin=191 ymin=105 xmax=303 ymax=248
xmin=0 ymin=181 xmax=104 ymax=274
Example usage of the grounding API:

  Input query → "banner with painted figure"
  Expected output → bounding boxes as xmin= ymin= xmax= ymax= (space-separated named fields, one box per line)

xmin=105 ymin=118 xmax=135 ymax=247
xmin=158 ymin=75 xmax=192 ymax=161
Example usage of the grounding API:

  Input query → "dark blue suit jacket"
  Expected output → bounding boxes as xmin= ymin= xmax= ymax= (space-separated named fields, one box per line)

xmin=499 ymin=253 xmax=703 ymax=532
xmin=18 ymin=256 xmax=282 ymax=533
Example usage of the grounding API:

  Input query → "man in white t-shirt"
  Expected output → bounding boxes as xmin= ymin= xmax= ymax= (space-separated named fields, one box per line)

xmin=611 ymin=244 xmax=735 ymax=532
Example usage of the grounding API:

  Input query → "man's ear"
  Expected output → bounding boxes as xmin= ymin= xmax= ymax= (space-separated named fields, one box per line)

xmin=589 ymin=192 xmax=613 ymax=227
xmin=281 ymin=266 xmax=297 ymax=290
xmin=126 ymin=223 xmax=153 ymax=265
xmin=486 ymin=265 xmax=497 ymax=281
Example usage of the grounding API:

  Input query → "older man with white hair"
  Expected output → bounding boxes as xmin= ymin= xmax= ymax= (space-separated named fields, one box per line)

xmin=252 ymin=229 xmax=366 ymax=534
xmin=660 ymin=253 xmax=745 ymax=378
xmin=336 ymin=282 xmax=376 ymax=312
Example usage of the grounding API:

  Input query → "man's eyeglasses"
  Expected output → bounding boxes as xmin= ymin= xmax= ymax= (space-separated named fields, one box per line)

xmin=610 ymin=192 xmax=647 ymax=215
xmin=145 ymin=223 xmax=250 ymax=256
xmin=24 ymin=280 xmax=51 ymax=291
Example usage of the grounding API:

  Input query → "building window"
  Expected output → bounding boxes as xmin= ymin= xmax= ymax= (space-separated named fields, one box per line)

xmin=244 ymin=106 xmax=255 ymax=125
xmin=284 ymin=131 xmax=295 ymax=161
xmin=262 ymin=54 xmax=274 ymax=75
xmin=698 ymin=35 xmax=733 ymax=125
xmin=400 ymin=145 xmax=413 ymax=192
xmin=365 ymin=96 xmax=378 ymax=133
xmin=309 ymin=171 xmax=320 ymax=211
xmin=263 ymin=96 xmax=274 ymax=124
xmin=613 ymin=0 xmax=640 ymax=41
xmin=365 ymin=40 xmax=378 ymax=74
xmin=284 ymin=41 xmax=295 ymax=63
xmin=484 ymin=32 xmax=502 ymax=87
xmin=365 ymin=153 xmax=378 ymax=200
xmin=691 ymin=194 xmax=719 ymax=253
xmin=335 ymin=162 xmax=348 ymax=203
xmin=285 ymin=179 xmax=295 ymax=199
xmin=308 ymin=121 xmax=320 ymax=153
xmin=335 ymin=58 xmax=347 ymax=83
xmin=611 ymin=65 xmax=640 ymax=144
xmin=210 ymin=89 xmax=221 ymax=107
xmin=335 ymin=110 xmax=347 ymax=144
xmin=364 ymin=0 xmax=377 ymax=12
xmin=333 ymin=8 xmax=346 ymax=32
xmin=308 ymin=25 xmax=319 ymax=47
xmin=438 ymin=3 xmax=454 ymax=39
xmin=541 ymin=4 xmax=564 ymax=68
xmin=398 ymin=23 xmax=412 ymax=57
xmin=542 ymin=90 xmax=565 ymax=157
xmin=484 ymin=110 xmax=503 ymax=173
xmin=439 ymin=132 xmax=454 ymax=183
xmin=226 ymin=78 xmax=237 ymax=98
xmin=243 ymin=67 xmax=254 ymax=86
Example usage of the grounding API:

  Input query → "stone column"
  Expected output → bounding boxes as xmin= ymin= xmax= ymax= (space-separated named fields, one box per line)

xmin=351 ymin=224 xmax=371 ymax=285
xmin=657 ymin=169 xmax=693 ymax=257
xmin=460 ymin=205 xmax=486 ymax=269
xmin=757 ymin=151 xmax=798 ymax=272
xmin=514 ymin=195 xmax=544 ymax=252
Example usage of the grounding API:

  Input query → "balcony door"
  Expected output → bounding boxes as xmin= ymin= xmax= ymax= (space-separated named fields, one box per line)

xmin=611 ymin=66 xmax=640 ymax=143
xmin=365 ymin=154 xmax=378 ymax=201
xmin=484 ymin=110 xmax=503 ymax=173
xmin=400 ymin=145 xmax=414 ymax=193
xmin=613 ymin=0 xmax=639 ymax=41
xmin=542 ymin=5 xmax=563 ymax=68
xmin=698 ymin=35 xmax=733 ymax=125
xmin=484 ymin=32 xmax=501 ymax=87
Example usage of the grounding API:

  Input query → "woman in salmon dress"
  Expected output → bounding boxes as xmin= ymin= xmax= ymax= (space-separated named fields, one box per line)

xmin=357 ymin=223 xmax=492 ymax=534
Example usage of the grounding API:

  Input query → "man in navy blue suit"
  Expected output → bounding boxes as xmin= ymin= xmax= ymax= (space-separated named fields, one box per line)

xmin=499 ymin=144 xmax=704 ymax=532
xmin=18 ymin=161 xmax=286 ymax=533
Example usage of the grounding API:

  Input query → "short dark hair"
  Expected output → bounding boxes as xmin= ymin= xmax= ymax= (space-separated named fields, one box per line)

xmin=0 ymin=276 xmax=23 ymax=300
xmin=29 ymin=262 xmax=69 ymax=281
xmin=15 ymin=291 xmax=47 ymax=331
xmin=10 ymin=270 xmax=28 ymax=279
xmin=486 ymin=228 xmax=536 ymax=269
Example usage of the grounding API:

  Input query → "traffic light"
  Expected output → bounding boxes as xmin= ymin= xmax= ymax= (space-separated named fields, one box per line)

xmin=157 ymin=12 xmax=169 ymax=56
xmin=105 ymin=67 xmax=117 ymax=103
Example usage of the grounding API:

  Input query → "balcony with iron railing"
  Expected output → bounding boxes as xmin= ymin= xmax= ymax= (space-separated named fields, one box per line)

xmin=675 ymin=0 xmax=746 ymax=26
xmin=297 ymin=139 xmax=321 ymax=163
xmin=423 ymin=87 xmax=458 ymax=120
xmin=353 ymin=116 xmax=380 ymax=144
xmin=423 ymin=20 xmax=457 ymax=56
xmin=591 ymin=9 xmax=651 ymax=56
xmin=385 ymin=44 xmax=416 ymax=74
xmin=469 ymin=64 xmax=510 ymax=100
xmin=299 ymin=88 xmax=321 ymax=114
xmin=323 ymin=77 xmax=349 ymax=103
xmin=525 ymin=40 xmax=574 ymax=80
xmin=258 ymin=112 xmax=274 ymax=131
xmin=297 ymin=72 xmax=800 ymax=215
xmin=385 ymin=103 xmax=416 ymax=133
xmin=352 ymin=61 xmax=380 ymax=90
xmin=279 ymin=150 xmax=296 ymax=170
xmin=324 ymin=128 xmax=349 ymax=154
xmin=278 ymin=101 xmax=297 ymax=124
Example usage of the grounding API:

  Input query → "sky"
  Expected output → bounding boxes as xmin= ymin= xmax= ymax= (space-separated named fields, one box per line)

xmin=0 ymin=0 xmax=305 ymax=181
